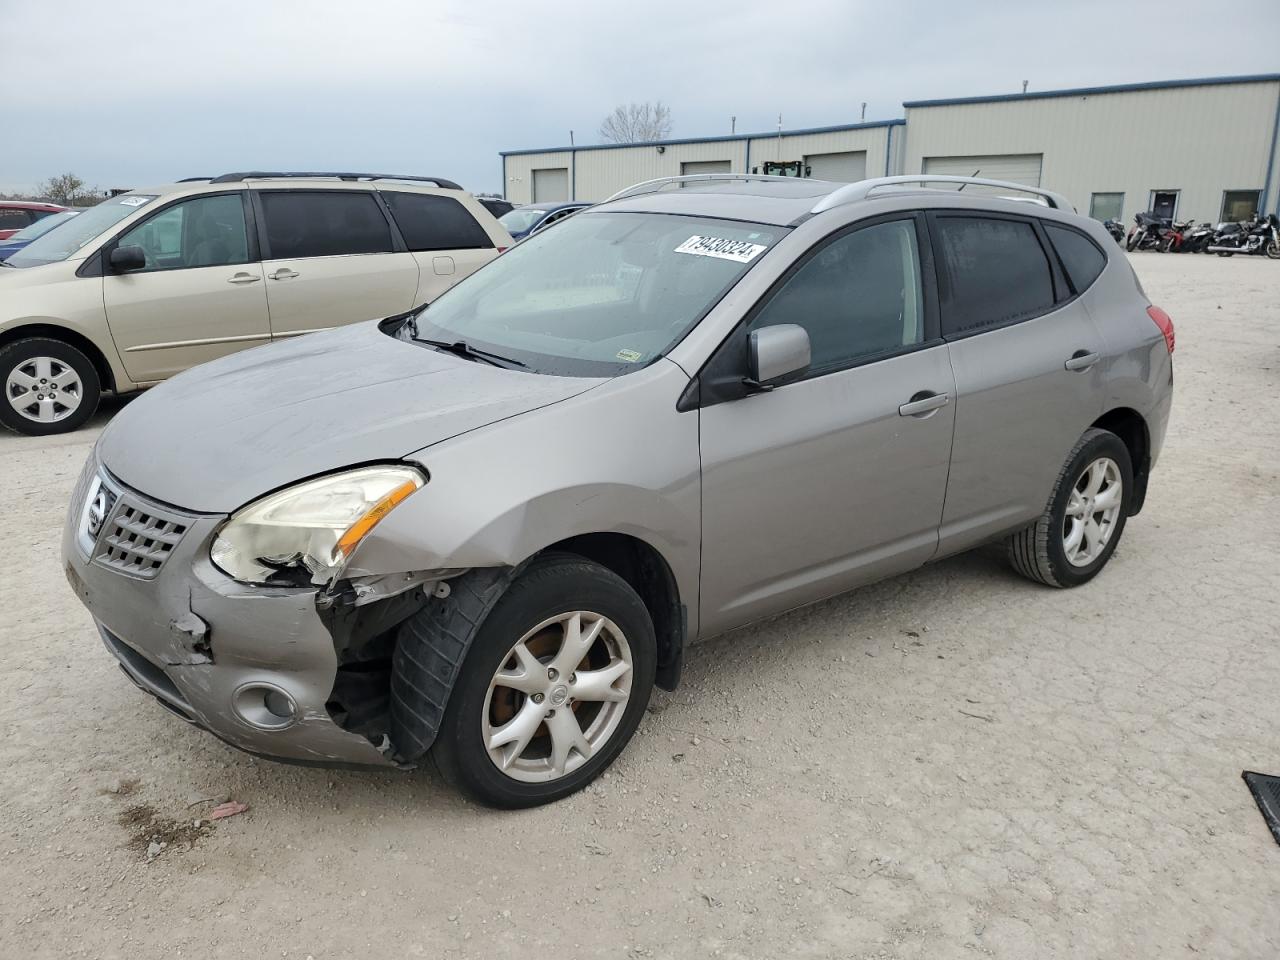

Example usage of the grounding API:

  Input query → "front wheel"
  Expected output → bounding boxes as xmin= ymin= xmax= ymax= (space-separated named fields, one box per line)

xmin=1126 ymin=235 xmax=1139 ymax=252
xmin=424 ymin=554 xmax=656 ymax=807
xmin=1006 ymin=429 xmax=1133 ymax=588
xmin=1266 ymin=239 xmax=1280 ymax=260
xmin=0 ymin=336 xmax=101 ymax=436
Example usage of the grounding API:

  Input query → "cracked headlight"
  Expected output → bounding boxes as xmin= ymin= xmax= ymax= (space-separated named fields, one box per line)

xmin=210 ymin=465 xmax=425 ymax=586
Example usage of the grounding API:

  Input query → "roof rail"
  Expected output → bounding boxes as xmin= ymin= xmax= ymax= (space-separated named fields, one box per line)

xmin=177 ymin=176 xmax=212 ymax=182
xmin=207 ymin=171 xmax=464 ymax=189
xmin=811 ymin=175 xmax=1073 ymax=213
xmin=604 ymin=173 xmax=805 ymax=204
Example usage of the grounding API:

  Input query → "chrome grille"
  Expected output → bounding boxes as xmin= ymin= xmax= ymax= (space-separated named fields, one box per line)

xmin=89 ymin=481 xmax=193 ymax=579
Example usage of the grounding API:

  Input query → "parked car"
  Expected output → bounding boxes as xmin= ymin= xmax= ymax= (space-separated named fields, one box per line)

xmin=0 ymin=172 xmax=513 ymax=435
xmin=0 ymin=210 xmax=81 ymax=261
xmin=63 ymin=173 xmax=1173 ymax=808
xmin=477 ymin=197 xmax=516 ymax=219
xmin=498 ymin=201 xmax=591 ymax=240
xmin=0 ymin=201 xmax=68 ymax=240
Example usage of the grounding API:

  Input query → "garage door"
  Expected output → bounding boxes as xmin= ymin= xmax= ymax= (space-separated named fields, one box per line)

xmin=922 ymin=154 xmax=1043 ymax=189
xmin=532 ymin=168 xmax=569 ymax=203
xmin=805 ymin=151 xmax=867 ymax=183
xmin=681 ymin=160 xmax=732 ymax=177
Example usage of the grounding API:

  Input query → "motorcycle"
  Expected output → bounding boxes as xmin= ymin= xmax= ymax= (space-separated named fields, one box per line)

xmin=1126 ymin=212 xmax=1169 ymax=252
xmin=1103 ymin=218 xmax=1125 ymax=245
xmin=1207 ymin=213 xmax=1280 ymax=258
xmin=1158 ymin=218 xmax=1195 ymax=253
xmin=1182 ymin=221 xmax=1216 ymax=253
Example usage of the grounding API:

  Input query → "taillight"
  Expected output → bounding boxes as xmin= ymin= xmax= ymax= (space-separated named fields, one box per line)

xmin=1147 ymin=305 xmax=1175 ymax=354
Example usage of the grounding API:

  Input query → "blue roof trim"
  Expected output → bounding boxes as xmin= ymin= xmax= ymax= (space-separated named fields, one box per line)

xmin=903 ymin=73 xmax=1280 ymax=108
xmin=500 ymin=119 xmax=905 ymax=157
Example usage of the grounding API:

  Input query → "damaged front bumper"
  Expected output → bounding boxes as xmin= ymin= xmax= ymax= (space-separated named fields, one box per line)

xmin=61 ymin=465 xmax=409 ymax=770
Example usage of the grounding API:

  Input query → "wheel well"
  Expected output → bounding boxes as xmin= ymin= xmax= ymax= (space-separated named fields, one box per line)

xmin=543 ymin=533 xmax=685 ymax=691
xmin=0 ymin=324 xmax=118 ymax=393
xmin=1092 ymin=407 xmax=1150 ymax=515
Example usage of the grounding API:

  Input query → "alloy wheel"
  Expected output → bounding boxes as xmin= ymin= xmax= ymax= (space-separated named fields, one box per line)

xmin=6 ymin=356 xmax=83 ymax=424
xmin=482 ymin=610 xmax=633 ymax=783
xmin=1062 ymin=457 xmax=1123 ymax=567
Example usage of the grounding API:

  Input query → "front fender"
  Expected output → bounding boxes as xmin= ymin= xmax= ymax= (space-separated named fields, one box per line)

xmin=345 ymin=358 xmax=703 ymax=638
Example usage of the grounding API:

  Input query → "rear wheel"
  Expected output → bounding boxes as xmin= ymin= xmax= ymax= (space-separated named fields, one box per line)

xmin=0 ymin=337 xmax=101 ymax=436
xmin=1006 ymin=429 xmax=1133 ymax=588
xmin=426 ymin=554 xmax=656 ymax=807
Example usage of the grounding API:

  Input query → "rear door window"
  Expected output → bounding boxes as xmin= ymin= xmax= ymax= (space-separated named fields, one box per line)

xmin=933 ymin=216 xmax=1055 ymax=336
xmin=0 ymin=208 xmax=32 ymax=230
xmin=381 ymin=191 xmax=492 ymax=251
xmin=259 ymin=191 xmax=394 ymax=259
xmin=1045 ymin=223 xmax=1106 ymax=295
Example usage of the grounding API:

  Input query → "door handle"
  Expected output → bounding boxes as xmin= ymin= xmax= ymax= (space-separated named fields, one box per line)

xmin=898 ymin=391 xmax=951 ymax=418
xmin=227 ymin=272 xmax=261 ymax=284
xmin=1064 ymin=350 xmax=1100 ymax=372
xmin=269 ymin=268 xmax=300 ymax=280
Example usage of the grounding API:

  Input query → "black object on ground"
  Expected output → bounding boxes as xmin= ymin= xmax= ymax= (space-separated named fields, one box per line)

xmin=1242 ymin=771 xmax=1280 ymax=846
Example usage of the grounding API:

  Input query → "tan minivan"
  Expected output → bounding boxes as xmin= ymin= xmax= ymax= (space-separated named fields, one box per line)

xmin=0 ymin=173 xmax=513 ymax=435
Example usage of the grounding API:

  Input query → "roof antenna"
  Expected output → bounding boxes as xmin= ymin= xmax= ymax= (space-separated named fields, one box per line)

xmin=731 ymin=115 xmax=736 ymax=134
xmin=860 ymin=102 xmax=867 ymax=121
xmin=569 ymin=130 xmax=575 ymax=146
xmin=1022 ymin=80 xmax=1029 ymax=94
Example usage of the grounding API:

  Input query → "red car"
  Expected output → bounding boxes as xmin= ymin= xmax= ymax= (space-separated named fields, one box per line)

xmin=0 ymin=201 xmax=69 ymax=240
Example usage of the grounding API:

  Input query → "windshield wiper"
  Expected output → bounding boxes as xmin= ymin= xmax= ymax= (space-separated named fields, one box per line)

xmin=416 ymin=336 xmax=527 ymax=369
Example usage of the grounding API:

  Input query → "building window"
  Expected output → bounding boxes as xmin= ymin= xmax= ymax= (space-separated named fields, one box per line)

xmin=1221 ymin=190 xmax=1262 ymax=223
xmin=1089 ymin=192 xmax=1124 ymax=221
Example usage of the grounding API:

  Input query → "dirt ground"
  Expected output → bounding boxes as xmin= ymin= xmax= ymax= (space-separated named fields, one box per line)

xmin=1 ymin=252 xmax=1277 ymax=959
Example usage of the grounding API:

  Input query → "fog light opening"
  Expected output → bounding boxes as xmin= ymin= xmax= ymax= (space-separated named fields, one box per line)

xmin=232 ymin=683 xmax=298 ymax=731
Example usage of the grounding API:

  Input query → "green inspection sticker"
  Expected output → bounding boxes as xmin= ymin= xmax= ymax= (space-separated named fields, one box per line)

xmin=616 ymin=349 xmax=643 ymax=362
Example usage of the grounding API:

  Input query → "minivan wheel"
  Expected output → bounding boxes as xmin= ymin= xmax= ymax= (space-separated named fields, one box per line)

xmin=0 ymin=337 xmax=101 ymax=436
xmin=428 ymin=554 xmax=656 ymax=807
xmin=1005 ymin=428 xmax=1133 ymax=588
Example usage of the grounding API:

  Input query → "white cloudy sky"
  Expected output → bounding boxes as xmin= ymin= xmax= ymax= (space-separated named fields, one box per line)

xmin=2 ymin=0 xmax=1278 ymax=195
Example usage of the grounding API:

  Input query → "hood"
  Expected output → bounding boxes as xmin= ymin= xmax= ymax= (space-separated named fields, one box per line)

xmin=97 ymin=321 xmax=603 ymax=512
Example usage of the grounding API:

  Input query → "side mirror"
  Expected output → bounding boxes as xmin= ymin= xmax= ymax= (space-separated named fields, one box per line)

xmin=747 ymin=324 xmax=810 ymax=390
xmin=109 ymin=245 xmax=147 ymax=272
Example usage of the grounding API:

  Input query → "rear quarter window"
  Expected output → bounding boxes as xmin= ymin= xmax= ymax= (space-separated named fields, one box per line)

xmin=934 ymin=216 xmax=1055 ymax=336
xmin=382 ymin=191 xmax=493 ymax=251
xmin=1045 ymin=223 xmax=1107 ymax=295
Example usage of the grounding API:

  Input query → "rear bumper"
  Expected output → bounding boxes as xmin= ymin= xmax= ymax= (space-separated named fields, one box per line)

xmin=62 ymin=463 xmax=397 ymax=769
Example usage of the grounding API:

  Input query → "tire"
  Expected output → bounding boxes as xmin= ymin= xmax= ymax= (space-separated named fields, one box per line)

xmin=1005 ymin=428 xmax=1134 ymax=589
xmin=1125 ymin=235 xmax=1139 ymax=252
xmin=1217 ymin=251 xmax=1234 ymax=258
xmin=0 ymin=336 xmax=101 ymax=436
xmin=1266 ymin=240 xmax=1280 ymax=260
xmin=420 ymin=553 xmax=656 ymax=807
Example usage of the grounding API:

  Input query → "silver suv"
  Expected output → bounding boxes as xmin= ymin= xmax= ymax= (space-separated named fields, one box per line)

xmin=62 ymin=174 xmax=1174 ymax=807
xmin=1 ymin=172 xmax=511 ymax=435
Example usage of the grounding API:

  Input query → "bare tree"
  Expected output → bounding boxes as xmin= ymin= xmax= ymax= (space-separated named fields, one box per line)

xmin=599 ymin=102 xmax=673 ymax=144
xmin=38 ymin=172 xmax=87 ymax=205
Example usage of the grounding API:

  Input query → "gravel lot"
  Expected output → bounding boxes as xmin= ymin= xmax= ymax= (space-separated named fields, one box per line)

xmin=1 ymin=252 xmax=1277 ymax=959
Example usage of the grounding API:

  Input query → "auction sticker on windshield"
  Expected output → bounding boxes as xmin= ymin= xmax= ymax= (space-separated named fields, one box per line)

xmin=119 ymin=196 xmax=152 ymax=207
xmin=674 ymin=235 xmax=767 ymax=263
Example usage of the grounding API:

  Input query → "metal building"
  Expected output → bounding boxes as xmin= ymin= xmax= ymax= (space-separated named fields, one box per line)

xmin=499 ymin=73 xmax=1280 ymax=223
xmin=501 ymin=120 xmax=904 ymax=205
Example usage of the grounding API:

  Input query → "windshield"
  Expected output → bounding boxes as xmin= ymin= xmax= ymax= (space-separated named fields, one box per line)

xmin=411 ymin=211 xmax=784 ymax=376
xmin=6 ymin=194 xmax=157 ymax=268
xmin=7 ymin=210 xmax=80 ymax=243
xmin=498 ymin=208 xmax=549 ymax=234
